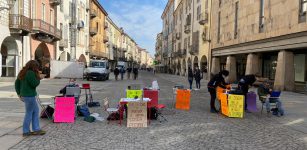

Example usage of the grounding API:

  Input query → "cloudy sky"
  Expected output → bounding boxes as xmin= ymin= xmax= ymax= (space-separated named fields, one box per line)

xmin=99 ymin=0 xmax=167 ymax=57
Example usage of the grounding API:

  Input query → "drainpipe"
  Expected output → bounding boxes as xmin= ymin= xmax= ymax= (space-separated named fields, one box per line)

xmin=208 ymin=0 xmax=212 ymax=79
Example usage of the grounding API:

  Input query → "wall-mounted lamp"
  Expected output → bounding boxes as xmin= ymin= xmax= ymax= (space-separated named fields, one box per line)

xmin=0 ymin=0 xmax=16 ymax=11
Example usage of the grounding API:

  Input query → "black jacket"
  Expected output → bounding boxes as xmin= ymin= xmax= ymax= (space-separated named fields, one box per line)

xmin=194 ymin=70 xmax=202 ymax=81
xmin=188 ymin=69 xmax=193 ymax=79
xmin=207 ymin=73 xmax=227 ymax=89
xmin=114 ymin=68 xmax=119 ymax=75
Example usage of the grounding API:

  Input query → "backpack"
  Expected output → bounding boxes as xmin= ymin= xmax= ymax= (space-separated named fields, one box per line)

xmin=77 ymin=105 xmax=90 ymax=117
xmin=148 ymin=107 xmax=158 ymax=120
xmin=40 ymin=106 xmax=54 ymax=118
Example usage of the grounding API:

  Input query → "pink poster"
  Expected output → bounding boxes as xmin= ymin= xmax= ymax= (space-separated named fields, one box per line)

xmin=54 ymin=97 xmax=75 ymax=123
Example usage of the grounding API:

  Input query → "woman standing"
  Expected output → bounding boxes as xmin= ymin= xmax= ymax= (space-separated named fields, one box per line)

xmin=15 ymin=60 xmax=46 ymax=137
xmin=194 ymin=66 xmax=202 ymax=90
xmin=187 ymin=67 xmax=194 ymax=90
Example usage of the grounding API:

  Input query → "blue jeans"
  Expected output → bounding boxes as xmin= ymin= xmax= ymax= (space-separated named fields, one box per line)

xmin=23 ymin=96 xmax=41 ymax=133
xmin=188 ymin=79 xmax=193 ymax=89
xmin=265 ymin=98 xmax=284 ymax=115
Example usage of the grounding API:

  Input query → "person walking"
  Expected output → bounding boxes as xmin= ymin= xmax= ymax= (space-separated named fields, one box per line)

xmin=207 ymin=70 xmax=229 ymax=113
xmin=238 ymin=74 xmax=257 ymax=111
xmin=187 ymin=67 xmax=194 ymax=90
xmin=114 ymin=67 xmax=119 ymax=80
xmin=127 ymin=67 xmax=132 ymax=79
xmin=120 ymin=66 xmax=125 ymax=80
xmin=15 ymin=60 xmax=46 ymax=137
xmin=194 ymin=66 xmax=202 ymax=90
xmin=133 ymin=67 xmax=139 ymax=80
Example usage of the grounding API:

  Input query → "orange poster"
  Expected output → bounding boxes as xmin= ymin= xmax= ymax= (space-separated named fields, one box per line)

xmin=220 ymin=93 xmax=229 ymax=116
xmin=175 ymin=89 xmax=191 ymax=110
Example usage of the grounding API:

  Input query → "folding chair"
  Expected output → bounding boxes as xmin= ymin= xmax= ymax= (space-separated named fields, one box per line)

xmin=36 ymin=95 xmax=53 ymax=120
xmin=259 ymin=91 xmax=281 ymax=114
xmin=82 ymin=83 xmax=93 ymax=105
xmin=65 ymin=87 xmax=81 ymax=104
xmin=103 ymin=97 xmax=122 ymax=125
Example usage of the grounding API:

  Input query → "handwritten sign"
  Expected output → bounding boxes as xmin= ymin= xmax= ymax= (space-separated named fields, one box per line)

xmin=126 ymin=90 xmax=143 ymax=98
xmin=127 ymin=102 xmax=147 ymax=128
xmin=54 ymin=97 xmax=75 ymax=123
xmin=220 ymin=93 xmax=229 ymax=116
xmin=228 ymin=94 xmax=244 ymax=118
xmin=175 ymin=89 xmax=191 ymax=110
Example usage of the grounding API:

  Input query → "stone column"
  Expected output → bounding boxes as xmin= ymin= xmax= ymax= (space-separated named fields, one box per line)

xmin=245 ymin=53 xmax=260 ymax=75
xmin=226 ymin=56 xmax=237 ymax=83
xmin=274 ymin=50 xmax=295 ymax=91
xmin=211 ymin=57 xmax=220 ymax=75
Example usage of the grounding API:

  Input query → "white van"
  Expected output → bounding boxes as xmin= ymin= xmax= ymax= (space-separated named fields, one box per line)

xmin=84 ymin=60 xmax=110 ymax=81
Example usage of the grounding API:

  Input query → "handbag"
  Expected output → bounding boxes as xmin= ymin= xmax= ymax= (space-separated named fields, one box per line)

xmin=77 ymin=105 xmax=90 ymax=117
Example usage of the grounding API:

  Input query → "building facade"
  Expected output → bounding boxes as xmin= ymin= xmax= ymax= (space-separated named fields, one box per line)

xmin=89 ymin=0 xmax=108 ymax=59
xmin=210 ymin=0 xmax=307 ymax=91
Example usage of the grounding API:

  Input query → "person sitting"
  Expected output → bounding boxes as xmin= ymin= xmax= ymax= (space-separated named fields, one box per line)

xmin=59 ymin=78 xmax=79 ymax=95
xmin=258 ymin=81 xmax=284 ymax=116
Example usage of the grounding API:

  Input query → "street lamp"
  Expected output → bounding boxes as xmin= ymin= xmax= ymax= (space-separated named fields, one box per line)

xmin=0 ymin=0 xmax=16 ymax=11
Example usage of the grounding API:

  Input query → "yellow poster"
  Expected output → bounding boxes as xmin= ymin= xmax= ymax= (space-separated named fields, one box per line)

xmin=126 ymin=90 xmax=143 ymax=98
xmin=220 ymin=93 xmax=229 ymax=116
xmin=228 ymin=94 xmax=244 ymax=118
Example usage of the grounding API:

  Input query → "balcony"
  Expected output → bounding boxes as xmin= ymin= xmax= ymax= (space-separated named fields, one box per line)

xmin=104 ymin=22 xmax=109 ymax=29
xmin=121 ymin=48 xmax=127 ymax=52
xmin=32 ymin=19 xmax=62 ymax=42
xmin=189 ymin=47 xmax=198 ymax=55
xmin=89 ymin=27 xmax=97 ymax=36
xmin=9 ymin=14 xmax=32 ymax=35
xmin=59 ymin=39 xmax=68 ymax=48
xmin=90 ymin=10 xmax=97 ymax=18
xmin=182 ymin=49 xmax=187 ymax=56
xmin=176 ymin=32 xmax=181 ymax=40
xmin=163 ymin=52 xmax=168 ymax=58
xmin=103 ymin=36 xmax=109 ymax=43
xmin=199 ymin=12 xmax=209 ymax=25
xmin=90 ymin=50 xmax=108 ymax=58
xmin=50 ymin=0 xmax=61 ymax=6
xmin=184 ymin=25 xmax=191 ymax=34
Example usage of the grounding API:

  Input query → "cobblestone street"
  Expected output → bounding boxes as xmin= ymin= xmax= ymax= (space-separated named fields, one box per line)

xmin=0 ymin=71 xmax=307 ymax=149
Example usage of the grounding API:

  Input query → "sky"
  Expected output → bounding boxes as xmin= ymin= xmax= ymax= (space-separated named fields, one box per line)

xmin=99 ymin=0 xmax=168 ymax=57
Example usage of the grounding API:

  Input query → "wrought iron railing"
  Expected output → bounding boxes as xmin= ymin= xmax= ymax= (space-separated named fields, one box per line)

xmin=32 ymin=19 xmax=62 ymax=39
xmin=9 ymin=14 xmax=32 ymax=32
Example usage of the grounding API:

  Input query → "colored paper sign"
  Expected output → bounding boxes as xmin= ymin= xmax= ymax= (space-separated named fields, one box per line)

xmin=144 ymin=90 xmax=158 ymax=108
xmin=126 ymin=90 xmax=143 ymax=99
xmin=220 ymin=93 xmax=229 ymax=116
xmin=127 ymin=102 xmax=147 ymax=128
xmin=175 ymin=89 xmax=191 ymax=110
xmin=54 ymin=97 xmax=75 ymax=123
xmin=247 ymin=92 xmax=258 ymax=112
xmin=228 ymin=94 xmax=244 ymax=118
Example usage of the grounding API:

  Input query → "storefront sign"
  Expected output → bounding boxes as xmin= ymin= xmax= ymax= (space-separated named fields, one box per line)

xmin=127 ymin=102 xmax=147 ymax=128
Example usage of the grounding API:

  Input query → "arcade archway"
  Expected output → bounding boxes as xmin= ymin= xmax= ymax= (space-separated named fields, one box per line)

xmin=200 ymin=55 xmax=208 ymax=79
xmin=35 ymin=43 xmax=50 ymax=77
xmin=1 ymin=37 xmax=18 ymax=77
xmin=193 ymin=56 xmax=199 ymax=69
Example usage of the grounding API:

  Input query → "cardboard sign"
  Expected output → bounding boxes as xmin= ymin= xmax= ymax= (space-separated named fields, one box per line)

xmin=220 ymin=93 xmax=229 ymax=116
xmin=228 ymin=94 xmax=244 ymax=118
xmin=246 ymin=92 xmax=258 ymax=112
xmin=127 ymin=102 xmax=147 ymax=128
xmin=175 ymin=89 xmax=191 ymax=110
xmin=126 ymin=90 xmax=143 ymax=99
xmin=54 ymin=97 xmax=75 ymax=123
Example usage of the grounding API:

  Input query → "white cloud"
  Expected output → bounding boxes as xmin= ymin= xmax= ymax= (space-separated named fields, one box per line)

xmin=107 ymin=1 xmax=164 ymax=57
